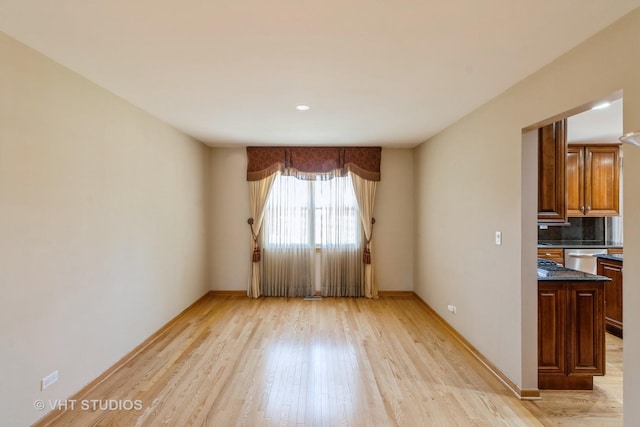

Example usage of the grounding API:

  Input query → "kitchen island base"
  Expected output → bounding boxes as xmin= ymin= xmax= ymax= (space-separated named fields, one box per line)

xmin=539 ymin=374 xmax=594 ymax=390
xmin=538 ymin=276 xmax=607 ymax=390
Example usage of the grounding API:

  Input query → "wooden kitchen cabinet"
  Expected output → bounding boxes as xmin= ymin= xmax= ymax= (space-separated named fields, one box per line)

xmin=567 ymin=144 xmax=620 ymax=217
xmin=538 ymin=283 xmax=566 ymax=376
xmin=538 ymin=120 xmax=568 ymax=224
xmin=537 ymin=248 xmax=564 ymax=266
xmin=597 ymin=257 xmax=623 ymax=337
xmin=538 ymin=281 xmax=605 ymax=390
xmin=567 ymin=284 xmax=605 ymax=376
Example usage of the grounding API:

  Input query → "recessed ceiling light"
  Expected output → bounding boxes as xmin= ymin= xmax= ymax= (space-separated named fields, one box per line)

xmin=296 ymin=105 xmax=310 ymax=111
xmin=591 ymin=102 xmax=611 ymax=110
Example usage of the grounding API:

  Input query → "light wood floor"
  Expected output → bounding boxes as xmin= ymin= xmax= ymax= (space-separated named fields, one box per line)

xmin=523 ymin=332 xmax=623 ymax=426
xmin=39 ymin=295 xmax=622 ymax=426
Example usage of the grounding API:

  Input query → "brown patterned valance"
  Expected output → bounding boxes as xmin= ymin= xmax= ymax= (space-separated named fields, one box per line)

xmin=246 ymin=147 xmax=287 ymax=181
xmin=246 ymin=146 xmax=381 ymax=181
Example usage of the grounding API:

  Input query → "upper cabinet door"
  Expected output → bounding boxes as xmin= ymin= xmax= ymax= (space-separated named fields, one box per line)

xmin=584 ymin=146 xmax=620 ymax=216
xmin=567 ymin=144 xmax=620 ymax=217
xmin=538 ymin=120 xmax=568 ymax=224
xmin=566 ymin=146 xmax=585 ymax=216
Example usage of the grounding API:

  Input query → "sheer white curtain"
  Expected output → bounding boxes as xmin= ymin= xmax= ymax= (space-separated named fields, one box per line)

xmin=247 ymin=174 xmax=277 ymax=298
xmin=350 ymin=172 xmax=378 ymax=298
xmin=319 ymin=176 xmax=363 ymax=296
xmin=261 ymin=173 xmax=315 ymax=297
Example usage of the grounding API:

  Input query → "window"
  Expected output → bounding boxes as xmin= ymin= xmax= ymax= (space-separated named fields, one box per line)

xmin=263 ymin=174 xmax=360 ymax=248
xmin=314 ymin=177 xmax=360 ymax=247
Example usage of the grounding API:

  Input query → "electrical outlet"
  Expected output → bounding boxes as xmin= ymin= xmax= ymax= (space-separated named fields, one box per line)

xmin=447 ymin=304 xmax=457 ymax=314
xmin=495 ymin=231 xmax=502 ymax=246
xmin=41 ymin=370 xmax=58 ymax=391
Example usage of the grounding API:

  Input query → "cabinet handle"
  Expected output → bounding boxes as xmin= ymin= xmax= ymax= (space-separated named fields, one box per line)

xmin=545 ymin=253 xmax=552 ymax=256
xmin=581 ymin=206 xmax=585 ymax=213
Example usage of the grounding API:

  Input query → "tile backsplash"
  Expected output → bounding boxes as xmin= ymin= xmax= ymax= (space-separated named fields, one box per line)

xmin=538 ymin=217 xmax=605 ymax=242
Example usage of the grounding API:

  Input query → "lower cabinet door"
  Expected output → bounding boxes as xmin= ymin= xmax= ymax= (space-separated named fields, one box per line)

xmin=567 ymin=284 xmax=605 ymax=375
xmin=538 ymin=284 xmax=566 ymax=375
xmin=598 ymin=259 xmax=623 ymax=337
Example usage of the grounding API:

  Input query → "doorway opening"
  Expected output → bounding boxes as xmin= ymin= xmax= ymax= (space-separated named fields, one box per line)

xmin=522 ymin=90 xmax=624 ymax=405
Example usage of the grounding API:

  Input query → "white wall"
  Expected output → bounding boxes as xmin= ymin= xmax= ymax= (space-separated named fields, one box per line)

xmin=375 ymin=149 xmax=414 ymax=291
xmin=209 ymin=147 xmax=414 ymax=292
xmin=414 ymin=109 xmax=525 ymax=387
xmin=0 ymin=33 xmax=210 ymax=426
xmin=414 ymin=7 xmax=640 ymax=422
xmin=209 ymin=148 xmax=251 ymax=291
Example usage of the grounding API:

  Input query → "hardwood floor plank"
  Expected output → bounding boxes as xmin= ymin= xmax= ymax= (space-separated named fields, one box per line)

xmin=36 ymin=295 xmax=622 ymax=426
xmin=522 ymin=333 xmax=623 ymax=427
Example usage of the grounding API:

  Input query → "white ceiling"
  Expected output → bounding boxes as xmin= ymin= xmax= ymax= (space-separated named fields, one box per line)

xmin=1 ymin=1 xmax=639 ymax=147
xmin=567 ymin=98 xmax=623 ymax=144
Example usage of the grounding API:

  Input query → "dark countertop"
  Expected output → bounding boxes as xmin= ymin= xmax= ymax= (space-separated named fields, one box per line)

xmin=596 ymin=253 xmax=623 ymax=262
xmin=538 ymin=240 xmax=623 ymax=249
xmin=537 ymin=264 xmax=611 ymax=281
